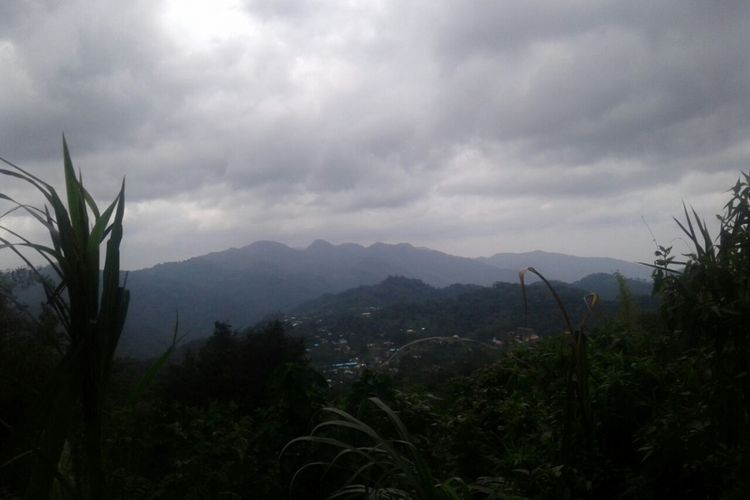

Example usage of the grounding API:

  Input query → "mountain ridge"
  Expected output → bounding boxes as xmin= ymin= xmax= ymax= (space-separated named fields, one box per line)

xmin=98 ymin=240 xmax=652 ymax=357
xmin=120 ymin=240 xmax=518 ymax=357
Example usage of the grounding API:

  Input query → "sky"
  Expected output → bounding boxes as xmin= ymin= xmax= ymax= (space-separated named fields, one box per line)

xmin=1 ymin=0 xmax=748 ymax=271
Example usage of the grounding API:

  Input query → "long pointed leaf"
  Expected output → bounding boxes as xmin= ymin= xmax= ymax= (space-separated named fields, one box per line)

xmin=62 ymin=136 xmax=89 ymax=246
xmin=127 ymin=313 xmax=185 ymax=406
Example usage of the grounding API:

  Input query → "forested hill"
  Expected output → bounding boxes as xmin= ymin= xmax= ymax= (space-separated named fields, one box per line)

xmin=121 ymin=240 xmax=519 ymax=357
xmin=117 ymin=242 xmax=653 ymax=358
xmin=287 ymin=274 xmax=657 ymax=352
xmin=572 ymin=272 xmax=652 ymax=299
xmin=292 ymin=276 xmax=482 ymax=315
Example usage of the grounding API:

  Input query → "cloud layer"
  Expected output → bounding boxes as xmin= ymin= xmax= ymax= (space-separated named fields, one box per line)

xmin=1 ymin=0 xmax=748 ymax=269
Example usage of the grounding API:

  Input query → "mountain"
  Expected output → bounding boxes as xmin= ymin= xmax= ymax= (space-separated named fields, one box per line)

xmin=120 ymin=241 xmax=518 ymax=357
xmin=477 ymin=250 xmax=652 ymax=282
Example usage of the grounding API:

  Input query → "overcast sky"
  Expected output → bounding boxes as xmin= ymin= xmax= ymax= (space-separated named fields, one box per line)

xmin=1 ymin=0 xmax=748 ymax=270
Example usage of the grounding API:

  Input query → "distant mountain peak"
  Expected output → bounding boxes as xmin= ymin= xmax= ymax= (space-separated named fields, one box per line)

xmin=245 ymin=240 xmax=290 ymax=250
xmin=308 ymin=239 xmax=334 ymax=250
xmin=370 ymin=241 xmax=415 ymax=250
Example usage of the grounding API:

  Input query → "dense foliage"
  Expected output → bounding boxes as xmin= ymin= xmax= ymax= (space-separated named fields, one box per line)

xmin=104 ymin=321 xmax=327 ymax=500
xmin=0 ymin=272 xmax=62 ymax=498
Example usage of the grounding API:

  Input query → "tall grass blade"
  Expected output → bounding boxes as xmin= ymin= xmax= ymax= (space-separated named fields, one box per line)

xmin=518 ymin=267 xmax=596 ymax=464
xmin=285 ymin=398 xmax=453 ymax=499
xmin=0 ymin=138 xmax=129 ymax=499
xmin=519 ymin=267 xmax=574 ymax=333
xmin=127 ymin=312 xmax=184 ymax=406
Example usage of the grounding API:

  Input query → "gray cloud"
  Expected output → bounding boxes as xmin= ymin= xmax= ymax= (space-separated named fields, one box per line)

xmin=1 ymin=0 xmax=748 ymax=270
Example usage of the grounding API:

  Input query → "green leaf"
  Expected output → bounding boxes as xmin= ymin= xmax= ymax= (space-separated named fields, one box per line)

xmin=127 ymin=312 xmax=185 ymax=406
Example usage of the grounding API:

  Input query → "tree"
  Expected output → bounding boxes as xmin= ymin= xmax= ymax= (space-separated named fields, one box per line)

xmin=165 ymin=321 xmax=308 ymax=414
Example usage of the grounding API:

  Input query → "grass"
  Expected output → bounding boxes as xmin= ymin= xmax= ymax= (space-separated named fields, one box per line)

xmin=519 ymin=267 xmax=597 ymax=462
xmin=283 ymin=397 xmax=488 ymax=499
xmin=0 ymin=137 xmax=128 ymax=499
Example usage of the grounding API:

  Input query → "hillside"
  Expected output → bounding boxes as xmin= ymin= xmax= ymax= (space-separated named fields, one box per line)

xmin=293 ymin=276 xmax=482 ymax=316
xmin=572 ymin=272 xmax=652 ymax=300
xmin=120 ymin=241 xmax=518 ymax=356
xmin=478 ymin=250 xmax=652 ymax=282
xmin=286 ymin=274 xmax=657 ymax=373
xmin=118 ymin=242 xmax=657 ymax=357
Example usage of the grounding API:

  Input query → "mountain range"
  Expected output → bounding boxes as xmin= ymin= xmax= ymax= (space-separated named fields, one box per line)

xmin=118 ymin=240 xmax=652 ymax=357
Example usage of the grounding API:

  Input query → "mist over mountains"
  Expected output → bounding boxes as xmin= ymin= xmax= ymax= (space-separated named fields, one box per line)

xmin=118 ymin=240 xmax=651 ymax=357
xmin=478 ymin=250 xmax=653 ymax=282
